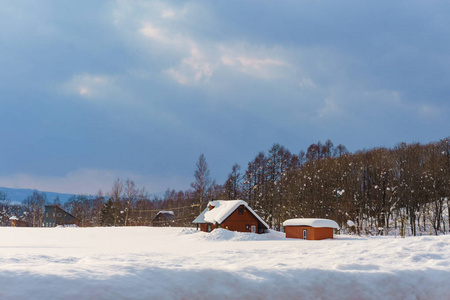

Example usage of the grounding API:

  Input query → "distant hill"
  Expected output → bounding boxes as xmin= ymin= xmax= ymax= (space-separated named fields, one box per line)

xmin=0 ymin=187 xmax=166 ymax=205
xmin=0 ymin=187 xmax=77 ymax=204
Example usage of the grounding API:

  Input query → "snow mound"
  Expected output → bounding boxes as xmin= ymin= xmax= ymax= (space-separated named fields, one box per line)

xmin=202 ymin=228 xmax=285 ymax=242
xmin=177 ymin=228 xmax=199 ymax=235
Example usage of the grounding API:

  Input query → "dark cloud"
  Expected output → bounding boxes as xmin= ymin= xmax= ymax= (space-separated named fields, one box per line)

xmin=0 ymin=1 xmax=448 ymax=193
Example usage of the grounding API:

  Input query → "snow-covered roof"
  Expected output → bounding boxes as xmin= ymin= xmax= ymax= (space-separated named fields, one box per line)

xmin=9 ymin=216 xmax=18 ymax=220
xmin=283 ymin=218 xmax=339 ymax=229
xmin=193 ymin=200 xmax=269 ymax=229
xmin=192 ymin=207 xmax=208 ymax=224
xmin=158 ymin=211 xmax=174 ymax=215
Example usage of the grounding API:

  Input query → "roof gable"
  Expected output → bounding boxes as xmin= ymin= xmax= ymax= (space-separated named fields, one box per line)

xmin=192 ymin=207 xmax=208 ymax=224
xmin=44 ymin=205 xmax=79 ymax=221
xmin=153 ymin=211 xmax=176 ymax=221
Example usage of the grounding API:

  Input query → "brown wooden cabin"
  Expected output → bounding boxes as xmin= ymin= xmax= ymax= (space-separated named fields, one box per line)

xmin=151 ymin=211 xmax=176 ymax=227
xmin=283 ymin=218 xmax=339 ymax=240
xmin=10 ymin=217 xmax=30 ymax=227
xmin=193 ymin=200 xmax=269 ymax=234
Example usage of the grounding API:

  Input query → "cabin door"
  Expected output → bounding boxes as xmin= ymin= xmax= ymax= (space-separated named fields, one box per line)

xmin=251 ymin=225 xmax=256 ymax=233
xmin=303 ymin=229 xmax=307 ymax=240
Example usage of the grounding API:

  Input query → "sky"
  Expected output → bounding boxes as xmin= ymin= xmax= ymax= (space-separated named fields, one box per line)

xmin=0 ymin=0 xmax=449 ymax=195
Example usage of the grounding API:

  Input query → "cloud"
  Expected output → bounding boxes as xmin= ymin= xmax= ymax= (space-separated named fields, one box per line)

xmin=138 ymin=22 xmax=214 ymax=85
xmin=318 ymin=97 xmax=340 ymax=118
xmin=165 ymin=46 xmax=214 ymax=85
xmin=120 ymin=2 xmax=293 ymax=86
xmin=220 ymin=53 xmax=287 ymax=80
xmin=62 ymin=0 xmax=445 ymax=136
xmin=417 ymin=104 xmax=444 ymax=120
xmin=61 ymin=73 xmax=123 ymax=101
xmin=161 ymin=9 xmax=175 ymax=19
xmin=299 ymin=78 xmax=316 ymax=89
xmin=0 ymin=169 xmax=191 ymax=195
xmin=315 ymin=87 xmax=405 ymax=120
xmin=140 ymin=24 xmax=166 ymax=41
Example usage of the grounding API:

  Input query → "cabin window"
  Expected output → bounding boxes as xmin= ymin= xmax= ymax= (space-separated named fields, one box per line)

xmin=245 ymin=225 xmax=250 ymax=230
xmin=207 ymin=224 xmax=212 ymax=232
xmin=303 ymin=229 xmax=307 ymax=240
xmin=217 ymin=225 xmax=221 ymax=228
xmin=238 ymin=208 xmax=244 ymax=215
xmin=57 ymin=213 xmax=61 ymax=217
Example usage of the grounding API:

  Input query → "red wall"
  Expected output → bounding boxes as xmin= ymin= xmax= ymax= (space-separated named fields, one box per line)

xmin=285 ymin=226 xmax=334 ymax=240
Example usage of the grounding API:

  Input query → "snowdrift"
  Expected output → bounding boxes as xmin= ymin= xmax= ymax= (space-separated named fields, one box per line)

xmin=0 ymin=227 xmax=449 ymax=300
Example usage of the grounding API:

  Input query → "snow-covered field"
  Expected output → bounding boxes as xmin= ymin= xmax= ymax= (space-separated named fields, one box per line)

xmin=1 ymin=227 xmax=449 ymax=300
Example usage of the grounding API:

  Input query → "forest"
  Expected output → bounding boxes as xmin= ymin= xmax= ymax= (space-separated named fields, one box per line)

xmin=1 ymin=137 xmax=448 ymax=236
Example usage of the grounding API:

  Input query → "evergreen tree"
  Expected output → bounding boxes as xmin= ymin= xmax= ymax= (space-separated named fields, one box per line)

xmin=100 ymin=199 xmax=115 ymax=226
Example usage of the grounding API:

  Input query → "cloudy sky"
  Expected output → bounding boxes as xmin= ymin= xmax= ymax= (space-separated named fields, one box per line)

xmin=0 ymin=1 xmax=448 ymax=195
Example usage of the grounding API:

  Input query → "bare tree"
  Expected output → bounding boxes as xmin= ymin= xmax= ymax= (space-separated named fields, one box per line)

xmin=191 ymin=154 xmax=212 ymax=212
xmin=124 ymin=179 xmax=138 ymax=226
xmin=110 ymin=178 xmax=124 ymax=226
xmin=335 ymin=144 xmax=348 ymax=157
xmin=23 ymin=191 xmax=46 ymax=227
xmin=224 ymin=163 xmax=242 ymax=200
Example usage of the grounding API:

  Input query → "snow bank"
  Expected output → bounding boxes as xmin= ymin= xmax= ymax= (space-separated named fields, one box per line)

xmin=56 ymin=224 xmax=78 ymax=228
xmin=192 ymin=228 xmax=285 ymax=242
xmin=178 ymin=228 xmax=285 ymax=242
xmin=283 ymin=218 xmax=339 ymax=229
xmin=0 ymin=227 xmax=449 ymax=300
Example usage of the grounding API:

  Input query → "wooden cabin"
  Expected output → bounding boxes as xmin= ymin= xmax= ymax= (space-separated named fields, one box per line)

xmin=283 ymin=218 xmax=339 ymax=240
xmin=44 ymin=205 xmax=80 ymax=227
xmin=151 ymin=211 xmax=176 ymax=227
xmin=193 ymin=200 xmax=269 ymax=234
xmin=10 ymin=216 xmax=30 ymax=227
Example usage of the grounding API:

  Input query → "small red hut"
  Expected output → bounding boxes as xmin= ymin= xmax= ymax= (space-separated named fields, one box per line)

xmin=283 ymin=218 xmax=339 ymax=240
xmin=193 ymin=200 xmax=269 ymax=234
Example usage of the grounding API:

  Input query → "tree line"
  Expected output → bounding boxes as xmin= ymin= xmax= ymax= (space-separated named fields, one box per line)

xmin=1 ymin=137 xmax=448 ymax=236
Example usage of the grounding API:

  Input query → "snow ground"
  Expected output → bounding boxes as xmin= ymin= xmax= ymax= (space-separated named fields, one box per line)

xmin=0 ymin=227 xmax=449 ymax=300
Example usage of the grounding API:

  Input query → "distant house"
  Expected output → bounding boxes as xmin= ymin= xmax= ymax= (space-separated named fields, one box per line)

xmin=9 ymin=216 xmax=30 ymax=227
xmin=193 ymin=200 xmax=269 ymax=234
xmin=151 ymin=211 xmax=176 ymax=227
xmin=44 ymin=205 xmax=80 ymax=227
xmin=283 ymin=218 xmax=339 ymax=240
